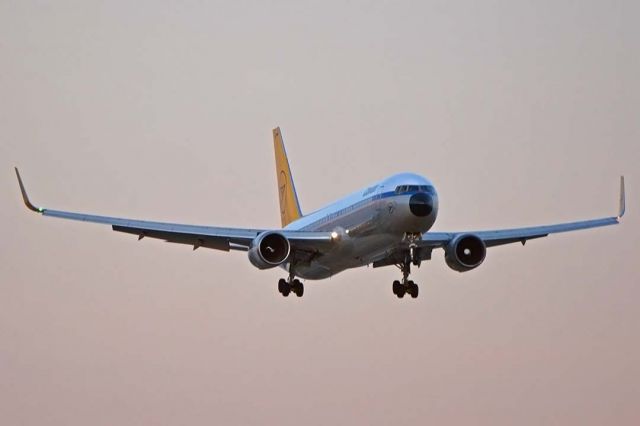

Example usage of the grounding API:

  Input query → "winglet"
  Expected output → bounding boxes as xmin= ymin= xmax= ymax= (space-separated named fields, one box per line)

xmin=14 ymin=167 xmax=43 ymax=213
xmin=618 ymin=175 xmax=625 ymax=220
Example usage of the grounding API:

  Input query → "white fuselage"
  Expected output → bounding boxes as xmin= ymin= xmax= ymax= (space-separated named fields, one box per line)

xmin=284 ymin=173 xmax=439 ymax=279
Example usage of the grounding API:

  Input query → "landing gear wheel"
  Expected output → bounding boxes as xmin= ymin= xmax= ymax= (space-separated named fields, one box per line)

xmin=278 ymin=278 xmax=291 ymax=297
xmin=392 ymin=280 xmax=402 ymax=296
xmin=292 ymin=279 xmax=304 ymax=297
xmin=393 ymin=255 xmax=421 ymax=299
xmin=408 ymin=281 xmax=419 ymax=298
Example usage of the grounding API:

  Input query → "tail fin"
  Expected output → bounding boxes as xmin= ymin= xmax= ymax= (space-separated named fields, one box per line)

xmin=273 ymin=127 xmax=302 ymax=227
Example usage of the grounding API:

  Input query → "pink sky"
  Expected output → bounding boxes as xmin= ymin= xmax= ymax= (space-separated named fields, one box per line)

xmin=1 ymin=1 xmax=639 ymax=424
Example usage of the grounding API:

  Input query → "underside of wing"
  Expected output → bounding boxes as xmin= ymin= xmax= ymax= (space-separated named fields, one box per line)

xmin=422 ymin=176 xmax=625 ymax=249
xmin=374 ymin=177 xmax=625 ymax=269
xmin=422 ymin=216 xmax=620 ymax=249
xmin=43 ymin=209 xmax=263 ymax=250
xmin=14 ymin=168 xmax=336 ymax=256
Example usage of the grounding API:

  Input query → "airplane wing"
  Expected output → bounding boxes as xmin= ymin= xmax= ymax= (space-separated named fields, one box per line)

xmin=372 ymin=177 xmax=625 ymax=268
xmin=14 ymin=168 xmax=335 ymax=253
xmin=421 ymin=176 xmax=625 ymax=249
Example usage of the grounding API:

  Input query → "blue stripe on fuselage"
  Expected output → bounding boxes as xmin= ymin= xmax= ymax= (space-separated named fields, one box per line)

xmin=284 ymin=172 xmax=436 ymax=232
xmin=289 ymin=190 xmax=426 ymax=231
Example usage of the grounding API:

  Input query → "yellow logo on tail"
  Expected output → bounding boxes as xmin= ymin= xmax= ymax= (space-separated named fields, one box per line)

xmin=273 ymin=127 xmax=303 ymax=227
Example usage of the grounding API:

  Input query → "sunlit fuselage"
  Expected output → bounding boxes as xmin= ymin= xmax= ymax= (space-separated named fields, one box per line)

xmin=284 ymin=173 xmax=438 ymax=279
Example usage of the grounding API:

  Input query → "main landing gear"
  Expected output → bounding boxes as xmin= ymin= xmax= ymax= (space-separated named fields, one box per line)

xmin=392 ymin=253 xmax=419 ymax=299
xmin=278 ymin=273 xmax=304 ymax=298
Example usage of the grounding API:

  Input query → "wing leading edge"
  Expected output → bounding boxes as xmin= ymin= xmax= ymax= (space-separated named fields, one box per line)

xmin=421 ymin=176 xmax=625 ymax=249
xmin=14 ymin=168 xmax=334 ymax=252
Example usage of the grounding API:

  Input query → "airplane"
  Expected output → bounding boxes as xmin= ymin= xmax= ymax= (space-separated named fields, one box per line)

xmin=15 ymin=127 xmax=625 ymax=299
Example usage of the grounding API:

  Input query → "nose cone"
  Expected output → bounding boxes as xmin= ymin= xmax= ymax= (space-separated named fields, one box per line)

xmin=409 ymin=193 xmax=434 ymax=217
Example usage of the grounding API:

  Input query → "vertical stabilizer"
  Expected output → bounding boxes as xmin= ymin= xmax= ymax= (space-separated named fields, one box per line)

xmin=273 ymin=127 xmax=303 ymax=227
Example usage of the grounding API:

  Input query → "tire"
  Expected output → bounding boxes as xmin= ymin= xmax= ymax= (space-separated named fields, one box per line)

xmin=392 ymin=280 xmax=401 ymax=295
xmin=409 ymin=282 xmax=419 ymax=299
xmin=278 ymin=278 xmax=287 ymax=294
xmin=280 ymin=279 xmax=291 ymax=297
xmin=293 ymin=279 xmax=304 ymax=297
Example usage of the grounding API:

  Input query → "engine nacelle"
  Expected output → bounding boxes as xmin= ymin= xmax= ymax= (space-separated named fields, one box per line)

xmin=444 ymin=234 xmax=486 ymax=272
xmin=248 ymin=231 xmax=291 ymax=269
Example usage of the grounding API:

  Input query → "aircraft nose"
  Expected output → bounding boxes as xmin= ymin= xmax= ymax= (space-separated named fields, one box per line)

xmin=409 ymin=193 xmax=434 ymax=217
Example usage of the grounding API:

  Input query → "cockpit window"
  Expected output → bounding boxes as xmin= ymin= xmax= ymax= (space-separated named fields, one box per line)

xmin=395 ymin=185 xmax=436 ymax=194
xmin=421 ymin=185 xmax=436 ymax=194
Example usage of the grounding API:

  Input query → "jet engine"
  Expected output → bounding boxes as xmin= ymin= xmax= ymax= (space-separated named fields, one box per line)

xmin=248 ymin=231 xmax=291 ymax=269
xmin=444 ymin=234 xmax=486 ymax=272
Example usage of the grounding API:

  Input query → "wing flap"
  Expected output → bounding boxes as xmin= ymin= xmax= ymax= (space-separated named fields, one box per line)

xmin=112 ymin=225 xmax=235 ymax=251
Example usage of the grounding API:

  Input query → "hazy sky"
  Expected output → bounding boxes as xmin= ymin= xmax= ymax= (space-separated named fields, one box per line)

xmin=1 ymin=1 xmax=639 ymax=424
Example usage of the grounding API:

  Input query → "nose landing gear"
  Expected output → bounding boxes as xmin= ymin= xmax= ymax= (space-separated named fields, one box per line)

xmin=392 ymin=255 xmax=419 ymax=299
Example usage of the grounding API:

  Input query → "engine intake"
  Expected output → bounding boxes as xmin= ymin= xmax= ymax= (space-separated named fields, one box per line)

xmin=248 ymin=232 xmax=291 ymax=269
xmin=445 ymin=234 xmax=486 ymax=272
